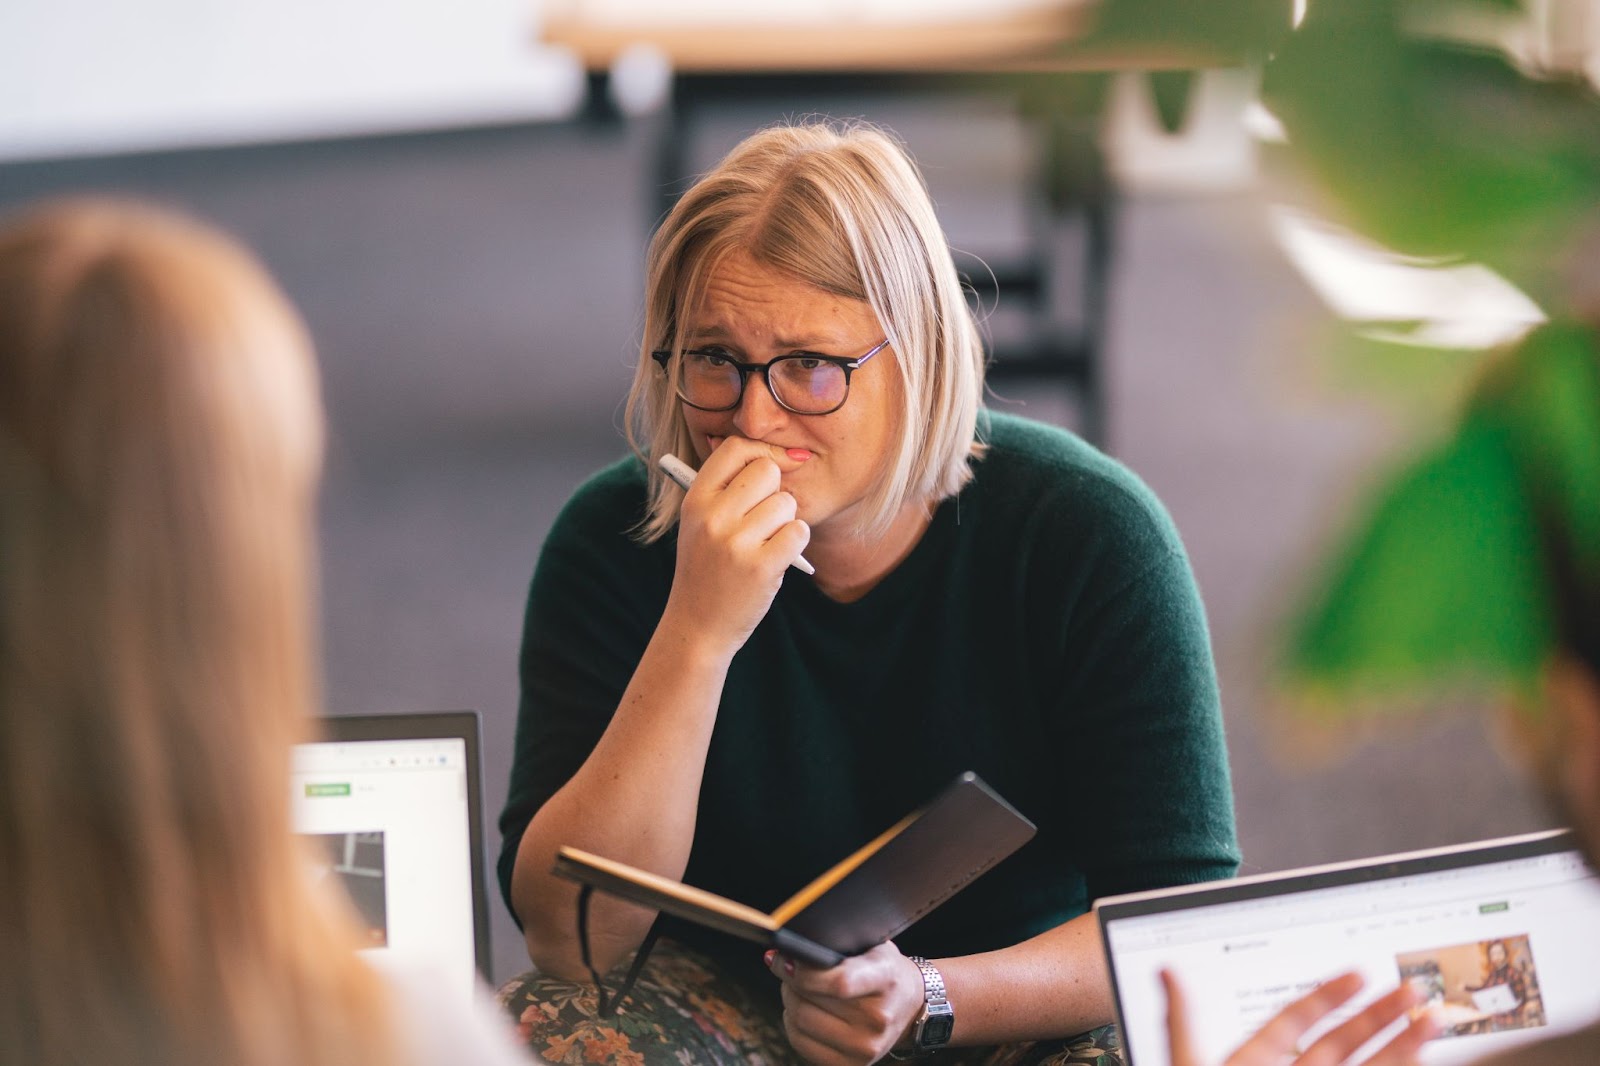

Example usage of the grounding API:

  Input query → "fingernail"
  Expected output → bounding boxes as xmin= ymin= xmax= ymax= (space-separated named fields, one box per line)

xmin=763 ymin=949 xmax=777 ymax=968
xmin=786 ymin=448 xmax=812 ymax=461
xmin=784 ymin=958 xmax=795 ymax=976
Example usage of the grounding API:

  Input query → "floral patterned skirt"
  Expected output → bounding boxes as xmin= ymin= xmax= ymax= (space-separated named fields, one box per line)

xmin=496 ymin=939 xmax=1123 ymax=1066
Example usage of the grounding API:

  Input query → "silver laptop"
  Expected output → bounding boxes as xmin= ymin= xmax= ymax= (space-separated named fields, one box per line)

xmin=1097 ymin=830 xmax=1600 ymax=1065
xmin=290 ymin=711 xmax=490 ymax=995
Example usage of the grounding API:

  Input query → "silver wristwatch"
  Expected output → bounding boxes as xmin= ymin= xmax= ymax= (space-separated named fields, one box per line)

xmin=906 ymin=956 xmax=954 ymax=1054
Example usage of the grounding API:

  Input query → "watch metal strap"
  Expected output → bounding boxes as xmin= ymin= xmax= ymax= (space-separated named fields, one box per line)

xmin=900 ymin=955 xmax=953 ymax=1056
xmin=910 ymin=956 xmax=947 ymax=1009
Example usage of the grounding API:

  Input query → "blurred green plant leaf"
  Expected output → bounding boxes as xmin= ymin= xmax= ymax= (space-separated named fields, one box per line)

xmin=1283 ymin=322 xmax=1600 ymax=714
xmin=1475 ymin=322 xmax=1600 ymax=572
xmin=1283 ymin=396 xmax=1552 ymax=710
xmin=1263 ymin=0 xmax=1600 ymax=305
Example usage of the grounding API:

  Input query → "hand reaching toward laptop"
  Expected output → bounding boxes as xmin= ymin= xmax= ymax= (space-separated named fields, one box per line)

xmin=1163 ymin=969 xmax=1439 ymax=1066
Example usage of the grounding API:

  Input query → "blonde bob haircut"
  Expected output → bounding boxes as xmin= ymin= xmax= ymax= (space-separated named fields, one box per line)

xmin=0 ymin=200 xmax=401 ymax=1066
xmin=625 ymin=120 xmax=987 ymax=542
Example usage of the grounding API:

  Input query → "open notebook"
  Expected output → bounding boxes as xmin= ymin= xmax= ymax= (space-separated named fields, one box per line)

xmin=1097 ymin=830 xmax=1600 ymax=1066
xmin=290 ymin=711 xmax=490 ymax=996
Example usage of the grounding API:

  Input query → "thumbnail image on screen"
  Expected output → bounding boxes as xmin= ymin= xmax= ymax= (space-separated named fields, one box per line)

xmin=1397 ymin=934 xmax=1545 ymax=1039
xmin=303 ymin=830 xmax=389 ymax=947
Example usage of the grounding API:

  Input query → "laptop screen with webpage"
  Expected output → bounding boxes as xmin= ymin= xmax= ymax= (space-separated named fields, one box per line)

xmin=1096 ymin=830 xmax=1600 ymax=1066
xmin=290 ymin=711 xmax=490 ymax=996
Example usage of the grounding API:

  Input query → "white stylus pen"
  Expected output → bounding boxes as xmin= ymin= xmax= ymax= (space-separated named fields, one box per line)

xmin=658 ymin=453 xmax=816 ymax=576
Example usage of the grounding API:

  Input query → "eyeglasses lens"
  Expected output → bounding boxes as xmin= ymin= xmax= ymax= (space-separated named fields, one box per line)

xmin=680 ymin=352 xmax=742 ymax=409
xmin=770 ymin=359 xmax=848 ymax=414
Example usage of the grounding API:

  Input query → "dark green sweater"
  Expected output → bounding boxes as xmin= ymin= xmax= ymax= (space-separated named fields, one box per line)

xmin=498 ymin=411 xmax=1239 ymax=970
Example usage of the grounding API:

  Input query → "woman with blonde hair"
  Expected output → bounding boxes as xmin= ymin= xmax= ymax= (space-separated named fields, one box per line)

xmin=499 ymin=120 xmax=1239 ymax=1065
xmin=0 ymin=199 xmax=533 ymax=1066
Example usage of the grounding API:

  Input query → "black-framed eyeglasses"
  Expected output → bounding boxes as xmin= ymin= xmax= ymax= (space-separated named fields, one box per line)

xmin=650 ymin=338 xmax=891 ymax=416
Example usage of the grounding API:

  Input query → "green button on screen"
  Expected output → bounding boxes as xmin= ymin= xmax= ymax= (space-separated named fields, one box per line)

xmin=305 ymin=782 xmax=351 ymax=797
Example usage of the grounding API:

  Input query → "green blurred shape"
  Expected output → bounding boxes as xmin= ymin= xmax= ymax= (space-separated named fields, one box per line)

xmin=1481 ymin=323 xmax=1600 ymax=570
xmin=1082 ymin=0 xmax=1292 ymax=62
xmin=1285 ymin=390 xmax=1552 ymax=706
xmin=1262 ymin=0 xmax=1600 ymax=305
xmin=1284 ymin=323 xmax=1600 ymax=712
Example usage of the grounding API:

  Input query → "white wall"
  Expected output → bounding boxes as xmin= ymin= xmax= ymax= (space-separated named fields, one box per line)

xmin=0 ymin=0 xmax=584 ymax=162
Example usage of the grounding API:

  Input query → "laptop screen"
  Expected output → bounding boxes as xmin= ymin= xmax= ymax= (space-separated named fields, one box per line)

xmin=290 ymin=711 xmax=490 ymax=995
xmin=1097 ymin=830 xmax=1600 ymax=1066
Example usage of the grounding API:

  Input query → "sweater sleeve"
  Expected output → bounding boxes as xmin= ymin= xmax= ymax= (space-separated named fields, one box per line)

xmin=1031 ymin=468 xmax=1240 ymax=901
xmin=494 ymin=462 xmax=669 ymax=922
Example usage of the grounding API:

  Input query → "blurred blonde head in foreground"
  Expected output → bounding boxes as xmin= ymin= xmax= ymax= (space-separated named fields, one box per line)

xmin=0 ymin=199 xmax=402 ymax=1066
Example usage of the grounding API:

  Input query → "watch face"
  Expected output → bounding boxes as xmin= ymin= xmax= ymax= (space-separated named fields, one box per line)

xmin=921 ymin=1012 xmax=955 ymax=1046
